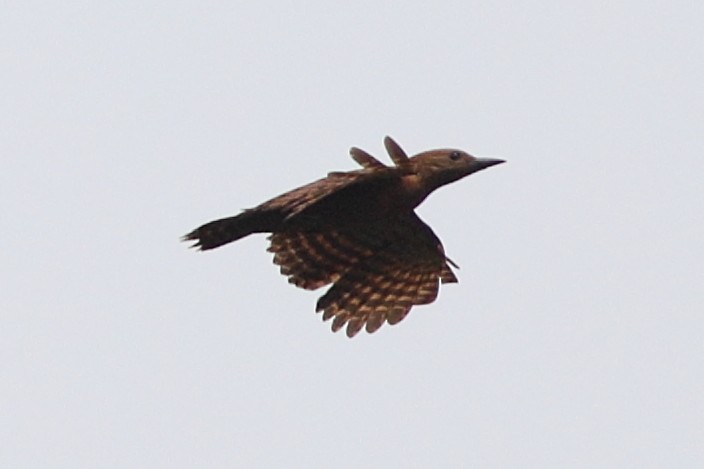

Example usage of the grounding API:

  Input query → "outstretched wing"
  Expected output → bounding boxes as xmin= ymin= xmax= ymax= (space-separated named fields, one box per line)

xmin=268 ymin=213 xmax=458 ymax=337
xmin=268 ymin=228 xmax=381 ymax=290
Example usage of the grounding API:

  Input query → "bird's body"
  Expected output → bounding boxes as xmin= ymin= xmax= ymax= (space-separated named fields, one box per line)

xmin=184 ymin=137 xmax=503 ymax=337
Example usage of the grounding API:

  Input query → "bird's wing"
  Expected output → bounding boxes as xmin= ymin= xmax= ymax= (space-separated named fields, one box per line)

xmin=268 ymin=213 xmax=457 ymax=337
xmin=256 ymin=166 xmax=407 ymax=221
xmin=349 ymin=147 xmax=387 ymax=169
xmin=268 ymin=227 xmax=384 ymax=290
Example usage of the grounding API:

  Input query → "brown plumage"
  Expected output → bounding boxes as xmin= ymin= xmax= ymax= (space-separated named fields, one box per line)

xmin=184 ymin=136 xmax=504 ymax=337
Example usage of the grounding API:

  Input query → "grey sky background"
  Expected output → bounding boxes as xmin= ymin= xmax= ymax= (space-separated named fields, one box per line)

xmin=2 ymin=2 xmax=702 ymax=467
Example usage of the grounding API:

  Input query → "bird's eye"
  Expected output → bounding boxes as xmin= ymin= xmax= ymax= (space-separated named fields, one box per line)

xmin=449 ymin=151 xmax=461 ymax=161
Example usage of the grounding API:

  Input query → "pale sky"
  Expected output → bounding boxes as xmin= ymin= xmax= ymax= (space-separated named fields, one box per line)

xmin=2 ymin=2 xmax=703 ymax=468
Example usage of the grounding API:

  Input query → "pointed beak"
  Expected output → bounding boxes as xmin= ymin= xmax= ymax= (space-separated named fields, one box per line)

xmin=470 ymin=157 xmax=505 ymax=173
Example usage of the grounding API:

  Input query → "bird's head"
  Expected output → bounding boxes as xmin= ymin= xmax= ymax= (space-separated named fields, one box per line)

xmin=376 ymin=136 xmax=505 ymax=208
xmin=409 ymin=148 xmax=505 ymax=189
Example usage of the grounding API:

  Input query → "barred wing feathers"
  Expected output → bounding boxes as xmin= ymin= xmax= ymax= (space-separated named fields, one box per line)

xmin=268 ymin=213 xmax=458 ymax=337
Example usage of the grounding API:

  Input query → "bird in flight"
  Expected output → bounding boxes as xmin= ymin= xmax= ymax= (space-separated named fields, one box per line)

xmin=184 ymin=137 xmax=504 ymax=337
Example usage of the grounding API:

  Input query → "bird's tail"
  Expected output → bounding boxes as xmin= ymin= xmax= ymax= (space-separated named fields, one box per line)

xmin=182 ymin=209 xmax=280 ymax=250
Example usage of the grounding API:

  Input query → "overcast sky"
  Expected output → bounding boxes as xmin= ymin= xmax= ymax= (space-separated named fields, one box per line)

xmin=2 ymin=2 xmax=702 ymax=468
